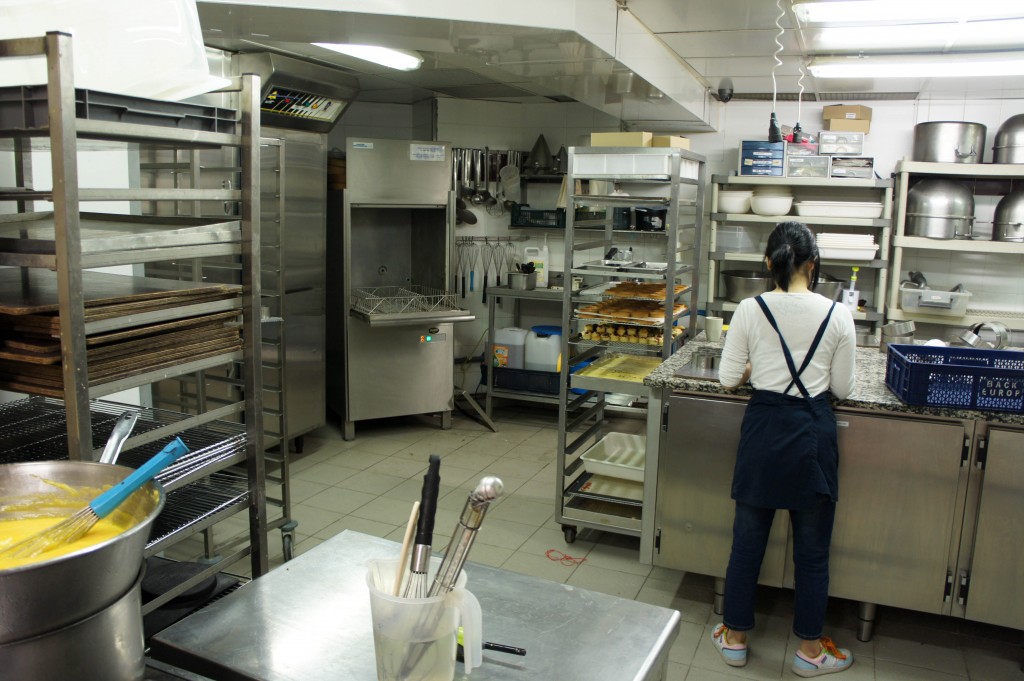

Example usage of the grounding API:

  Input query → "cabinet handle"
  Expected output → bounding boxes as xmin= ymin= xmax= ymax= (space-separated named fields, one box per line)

xmin=957 ymin=571 xmax=970 ymax=606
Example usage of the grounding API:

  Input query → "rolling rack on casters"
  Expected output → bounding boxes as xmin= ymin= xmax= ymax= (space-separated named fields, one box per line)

xmin=0 ymin=32 xmax=268 ymax=600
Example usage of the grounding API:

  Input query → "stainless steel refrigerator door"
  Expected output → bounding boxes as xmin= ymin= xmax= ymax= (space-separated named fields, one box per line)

xmin=346 ymin=319 xmax=454 ymax=422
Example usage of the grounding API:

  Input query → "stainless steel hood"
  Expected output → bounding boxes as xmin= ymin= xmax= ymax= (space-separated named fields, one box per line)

xmin=233 ymin=53 xmax=359 ymax=132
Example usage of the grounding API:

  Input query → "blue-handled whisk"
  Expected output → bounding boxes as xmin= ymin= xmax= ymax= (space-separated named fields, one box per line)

xmin=0 ymin=437 xmax=189 ymax=560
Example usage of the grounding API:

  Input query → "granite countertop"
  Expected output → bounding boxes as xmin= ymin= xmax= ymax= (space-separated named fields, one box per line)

xmin=645 ymin=333 xmax=1024 ymax=426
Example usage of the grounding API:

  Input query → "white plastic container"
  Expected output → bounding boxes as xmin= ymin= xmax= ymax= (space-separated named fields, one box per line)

xmin=525 ymin=325 xmax=562 ymax=372
xmin=493 ymin=327 xmax=528 ymax=369
xmin=523 ymin=236 xmax=550 ymax=288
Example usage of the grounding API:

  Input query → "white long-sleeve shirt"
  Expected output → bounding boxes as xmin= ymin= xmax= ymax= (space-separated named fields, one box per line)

xmin=718 ymin=292 xmax=857 ymax=399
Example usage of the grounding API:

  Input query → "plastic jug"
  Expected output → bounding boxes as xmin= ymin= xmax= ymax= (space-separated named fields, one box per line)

xmin=493 ymin=327 xmax=528 ymax=369
xmin=525 ymin=325 xmax=562 ymax=372
xmin=366 ymin=558 xmax=482 ymax=680
xmin=523 ymin=235 xmax=550 ymax=288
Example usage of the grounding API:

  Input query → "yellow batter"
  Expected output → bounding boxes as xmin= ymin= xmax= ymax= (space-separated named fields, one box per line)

xmin=0 ymin=485 xmax=156 ymax=571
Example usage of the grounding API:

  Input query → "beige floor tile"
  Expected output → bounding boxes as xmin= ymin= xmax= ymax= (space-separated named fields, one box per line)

xmin=329 ymin=447 xmax=389 ymax=470
xmin=434 ymin=450 xmax=501 ymax=472
xmin=875 ymin=658 xmax=967 ymax=680
xmin=464 ymin=545 xmax=514 ymax=569
xmin=682 ymin=666 xmax=761 ymax=681
xmin=499 ymin=549 xmax=579 ymax=583
xmin=487 ymin=495 xmax=555 ymax=527
xmin=291 ymin=461 xmax=361 ymax=486
xmin=347 ymin=437 xmax=410 ymax=456
xmin=691 ymin=623 xmax=786 ymax=681
xmin=510 ymin=478 xmax=551 ymax=501
xmin=874 ymin=632 xmax=968 ymax=675
xmin=336 ymin=469 xmax=407 ymax=496
xmin=518 ymin=525 xmax=596 ymax=559
xmin=366 ymin=456 xmax=430 ymax=478
xmin=384 ymin=478 xmax=461 ymax=505
xmin=670 ymin=621 xmax=707 ymax=664
xmin=287 ymin=478 xmax=331 ymax=504
xmin=666 ymin=661 xmax=690 ymax=681
xmin=289 ymin=504 xmax=345 ymax=537
xmin=316 ymin=515 xmax=398 ymax=540
xmin=349 ymin=496 xmax=425 ymax=526
xmin=583 ymin=539 xmax=653 ymax=577
xmin=453 ymin=437 xmax=519 ymax=456
xmin=302 ymin=487 xmax=378 ymax=515
xmin=471 ymin=516 xmax=540 ymax=551
xmin=567 ymin=563 xmax=646 ymax=600
xmin=636 ymin=582 xmax=715 ymax=626
xmin=963 ymin=644 xmax=1024 ymax=681
xmin=481 ymin=456 xmax=548 ymax=481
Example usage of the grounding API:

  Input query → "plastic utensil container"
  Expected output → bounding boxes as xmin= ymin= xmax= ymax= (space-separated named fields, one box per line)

xmin=493 ymin=327 xmax=528 ymax=369
xmin=525 ymin=325 xmax=562 ymax=372
xmin=885 ymin=344 xmax=1024 ymax=413
xmin=899 ymin=286 xmax=971 ymax=316
xmin=580 ymin=433 xmax=646 ymax=482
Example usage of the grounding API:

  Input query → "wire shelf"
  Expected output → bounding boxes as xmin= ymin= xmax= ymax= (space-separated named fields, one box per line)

xmin=147 ymin=471 xmax=249 ymax=546
xmin=351 ymin=285 xmax=460 ymax=316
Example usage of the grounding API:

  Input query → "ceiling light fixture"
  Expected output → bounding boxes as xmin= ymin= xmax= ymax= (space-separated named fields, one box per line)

xmin=809 ymin=52 xmax=1024 ymax=78
xmin=812 ymin=19 xmax=1024 ymax=51
xmin=312 ymin=43 xmax=423 ymax=71
xmin=794 ymin=1 xmax=1024 ymax=24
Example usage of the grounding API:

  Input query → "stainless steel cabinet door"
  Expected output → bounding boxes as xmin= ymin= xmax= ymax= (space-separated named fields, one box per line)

xmin=963 ymin=428 xmax=1024 ymax=630
xmin=655 ymin=395 xmax=789 ymax=586
xmin=819 ymin=413 xmax=966 ymax=613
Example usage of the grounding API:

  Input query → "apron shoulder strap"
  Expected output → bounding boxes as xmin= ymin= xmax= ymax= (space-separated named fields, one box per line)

xmin=782 ymin=301 xmax=837 ymax=396
xmin=754 ymin=295 xmax=810 ymax=398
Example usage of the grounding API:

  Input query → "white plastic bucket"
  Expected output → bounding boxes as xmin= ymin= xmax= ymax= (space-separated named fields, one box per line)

xmin=493 ymin=327 xmax=528 ymax=369
xmin=525 ymin=325 xmax=562 ymax=372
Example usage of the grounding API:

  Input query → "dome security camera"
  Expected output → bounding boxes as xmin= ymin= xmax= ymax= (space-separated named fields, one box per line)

xmin=718 ymin=86 xmax=734 ymax=103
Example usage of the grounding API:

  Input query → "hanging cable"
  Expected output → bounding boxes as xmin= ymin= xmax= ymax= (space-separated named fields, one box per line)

xmin=768 ymin=0 xmax=785 ymax=142
xmin=793 ymin=63 xmax=806 ymax=142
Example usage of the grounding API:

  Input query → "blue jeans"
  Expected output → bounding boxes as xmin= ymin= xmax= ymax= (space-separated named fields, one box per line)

xmin=723 ymin=497 xmax=836 ymax=640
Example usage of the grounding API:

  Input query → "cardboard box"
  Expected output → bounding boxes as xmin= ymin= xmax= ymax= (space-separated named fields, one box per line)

xmin=652 ymin=135 xmax=691 ymax=149
xmin=823 ymin=104 xmax=872 ymax=121
xmin=590 ymin=132 xmax=653 ymax=147
xmin=825 ymin=118 xmax=871 ymax=133
xmin=819 ymin=131 xmax=865 ymax=155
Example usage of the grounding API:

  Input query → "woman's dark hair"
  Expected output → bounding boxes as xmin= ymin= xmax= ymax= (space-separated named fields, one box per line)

xmin=764 ymin=221 xmax=820 ymax=292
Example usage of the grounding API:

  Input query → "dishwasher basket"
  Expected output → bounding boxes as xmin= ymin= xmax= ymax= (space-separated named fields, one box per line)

xmin=885 ymin=344 xmax=1024 ymax=413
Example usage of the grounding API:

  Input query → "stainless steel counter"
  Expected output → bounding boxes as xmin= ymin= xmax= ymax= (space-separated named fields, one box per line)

xmin=149 ymin=531 xmax=680 ymax=681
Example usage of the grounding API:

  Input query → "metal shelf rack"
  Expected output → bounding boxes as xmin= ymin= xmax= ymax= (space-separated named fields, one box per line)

xmin=0 ymin=34 xmax=268 ymax=589
xmin=556 ymin=146 xmax=706 ymax=549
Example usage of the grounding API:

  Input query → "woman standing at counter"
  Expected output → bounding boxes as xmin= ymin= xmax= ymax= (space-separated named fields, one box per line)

xmin=710 ymin=221 xmax=857 ymax=677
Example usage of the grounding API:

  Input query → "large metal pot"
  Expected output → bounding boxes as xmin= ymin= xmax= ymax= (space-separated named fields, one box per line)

xmin=721 ymin=269 xmax=773 ymax=302
xmin=0 ymin=569 xmax=146 ymax=680
xmin=814 ymin=273 xmax=847 ymax=301
xmin=906 ymin=179 xmax=975 ymax=239
xmin=0 ymin=461 xmax=163 ymax=644
xmin=993 ymin=114 xmax=1024 ymax=163
xmin=993 ymin=190 xmax=1024 ymax=242
xmin=913 ymin=121 xmax=987 ymax=163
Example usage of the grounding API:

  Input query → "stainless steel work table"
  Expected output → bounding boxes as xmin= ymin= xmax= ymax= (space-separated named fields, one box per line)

xmin=149 ymin=530 xmax=680 ymax=681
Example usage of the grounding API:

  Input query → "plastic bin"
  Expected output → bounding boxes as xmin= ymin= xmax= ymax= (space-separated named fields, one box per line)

xmin=490 ymin=367 xmax=560 ymax=394
xmin=899 ymin=285 xmax=972 ymax=317
xmin=525 ymin=325 xmax=562 ymax=372
xmin=510 ymin=205 xmax=565 ymax=228
xmin=885 ymin=344 xmax=1024 ymax=413
xmin=493 ymin=327 xmax=528 ymax=369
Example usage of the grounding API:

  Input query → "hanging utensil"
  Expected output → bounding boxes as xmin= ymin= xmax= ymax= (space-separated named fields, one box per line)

xmin=0 ymin=437 xmax=190 ymax=560
xmin=402 ymin=455 xmax=441 ymax=599
xmin=481 ymin=239 xmax=494 ymax=304
xmin=477 ymin=147 xmax=495 ymax=206
xmin=456 ymin=240 xmax=467 ymax=299
xmin=468 ymin=242 xmax=480 ymax=292
xmin=471 ymin=149 xmax=486 ymax=206
xmin=98 ymin=411 xmax=139 ymax=465
xmin=428 ymin=476 xmax=504 ymax=597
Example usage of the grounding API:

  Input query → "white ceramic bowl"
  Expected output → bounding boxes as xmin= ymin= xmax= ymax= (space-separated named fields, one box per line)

xmin=718 ymin=193 xmax=751 ymax=213
xmin=752 ymin=186 xmax=793 ymax=196
xmin=750 ymin=195 xmax=794 ymax=216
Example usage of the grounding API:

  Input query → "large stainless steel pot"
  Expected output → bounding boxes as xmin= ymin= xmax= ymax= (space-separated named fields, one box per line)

xmin=993 ymin=190 xmax=1024 ymax=242
xmin=814 ymin=273 xmax=847 ymax=301
xmin=721 ymin=269 xmax=773 ymax=302
xmin=913 ymin=121 xmax=987 ymax=163
xmin=993 ymin=114 xmax=1024 ymax=163
xmin=0 ymin=461 xmax=163 ymax=644
xmin=906 ymin=179 xmax=975 ymax=239
xmin=0 ymin=570 xmax=146 ymax=680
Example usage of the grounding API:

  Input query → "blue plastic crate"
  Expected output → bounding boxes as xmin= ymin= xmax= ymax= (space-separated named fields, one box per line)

xmin=885 ymin=344 xmax=1024 ymax=413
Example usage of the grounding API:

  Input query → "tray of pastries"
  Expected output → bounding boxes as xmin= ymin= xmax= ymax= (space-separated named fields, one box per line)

xmin=576 ymin=299 xmax=687 ymax=324
xmin=604 ymin=282 xmax=689 ymax=300
xmin=579 ymin=323 xmax=683 ymax=346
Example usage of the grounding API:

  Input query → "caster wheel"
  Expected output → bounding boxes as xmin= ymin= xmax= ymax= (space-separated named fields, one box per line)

xmin=282 ymin=533 xmax=294 ymax=562
xmin=563 ymin=526 xmax=578 ymax=544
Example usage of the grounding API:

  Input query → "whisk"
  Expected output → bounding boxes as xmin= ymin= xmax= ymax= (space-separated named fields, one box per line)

xmin=481 ymin=239 xmax=494 ymax=304
xmin=456 ymin=240 xmax=467 ymax=298
xmin=402 ymin=454 xmax=441 ymax=599
xmin=0 ymin=437 xmax=190 ymax=560
xmin=467 ymin=242 xmax=480 ymax=292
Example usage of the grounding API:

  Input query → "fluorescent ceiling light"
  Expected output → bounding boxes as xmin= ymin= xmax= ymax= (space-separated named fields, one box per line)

xmin=809 ymin=53 xmax=1024 ymax=78
xmin=794 ymin=1 xmax=1024 ymax=23
xmin=313 ymin=43 xmax=422 ymax=71
xmin=813 ymin=19 xmax=1024 ymax=51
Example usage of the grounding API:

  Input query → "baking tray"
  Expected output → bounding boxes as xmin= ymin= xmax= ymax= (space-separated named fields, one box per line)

xmin=0 ymin=212 xmax=241 ymax=256
xmin=580 ymin=432 xmax=646 ymax=482
xmin=794 ymin=201 xmax=884 ymax=219
xmin=567 ymin=471 xmax=644 ymax=504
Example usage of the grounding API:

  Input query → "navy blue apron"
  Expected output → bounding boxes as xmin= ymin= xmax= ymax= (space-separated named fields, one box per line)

xmin=731 ymin=296 xmax=840 ymax=511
